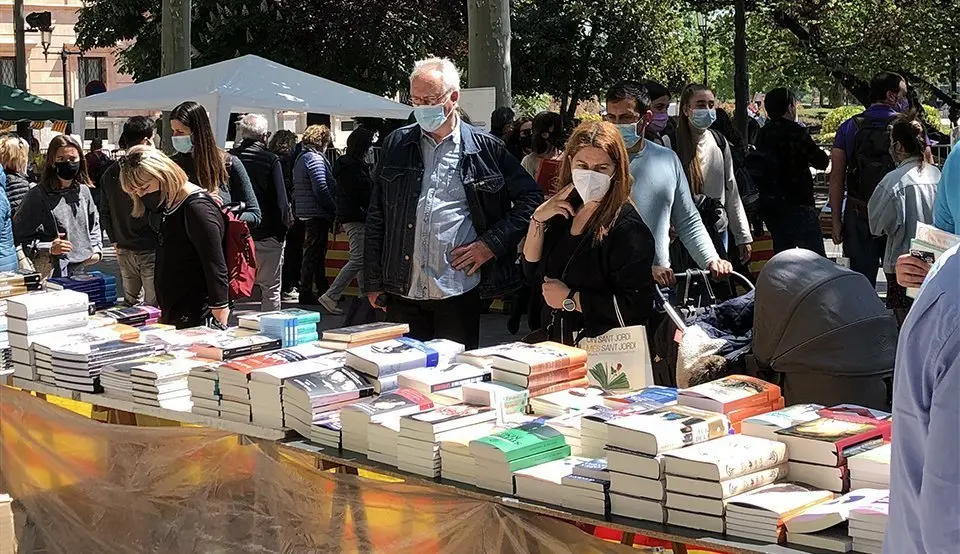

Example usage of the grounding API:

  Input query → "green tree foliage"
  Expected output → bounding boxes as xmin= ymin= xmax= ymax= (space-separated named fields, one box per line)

xmin=76 ymin=0 xmax=467 ymax=96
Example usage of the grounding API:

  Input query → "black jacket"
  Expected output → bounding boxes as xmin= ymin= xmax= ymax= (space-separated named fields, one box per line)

xmin=3 ymin=171 xmax=34 ymax=217
xmin=523 ymin=204 xmax=655 ymax=344
xmin=754 ymin=118 xmax=829 ymax=207
xmin=99 ymin=160 xmax=160 ymax=251
xmin=333 ymin=153 xmax=372 ymax=224
xmin=229 ymin=139 xmax=290 ymax=241
xmin=170 ymin=151 xmax=263 ymax=227
xmin=364 ymin=122 xmax=543 ymax=299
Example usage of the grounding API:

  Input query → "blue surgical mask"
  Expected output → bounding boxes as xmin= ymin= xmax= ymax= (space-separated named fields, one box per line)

xmin=413 ymin=104 xmax=449 ymax=133
xmin=171 ymin=135 xmax=193 ymax=154
xmin=615 ymin=123 xmax=641 ymax=148
xmin=690 ymin=108 xmax=717 ymax=130
xmin=894 ymin=98 xmax=910 ymax=113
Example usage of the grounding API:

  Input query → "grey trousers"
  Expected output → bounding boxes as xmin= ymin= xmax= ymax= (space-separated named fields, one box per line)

xmin=255 ymin=237 xmax=285 ymax=312
xmin=325 ymin=222 xmax=365 ymax=301
xmin=117 ymin=248 xmax=157 ymax=306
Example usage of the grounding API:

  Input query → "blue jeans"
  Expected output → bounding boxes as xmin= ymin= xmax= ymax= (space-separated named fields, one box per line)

xmin=843 ymin=208 xmax=885 ymax=287
xmin=762 ymin=202 xmax=826 ymax=257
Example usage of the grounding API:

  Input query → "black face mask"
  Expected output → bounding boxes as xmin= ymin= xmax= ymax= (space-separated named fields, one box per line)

xmin=140 ymin=190 xmax=166 ymax=213
xmin=519 ymin=134 xmax=532 ymax=150
xmin=54 ymin=161 xmax=80 ymax=181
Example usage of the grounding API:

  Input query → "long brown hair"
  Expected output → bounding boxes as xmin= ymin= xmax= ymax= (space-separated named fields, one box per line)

xmin=676 ymin=83 xmax=711 ymax=195
xmin=171 ymin=101 xmax=229 ymax=193
xmin=890 ymin=112 xmax=927 ymax=170
xmin=41 ymin=134 xmax=92 ymax=190
xmin=556 ymin=121 xmax=633 ymax=243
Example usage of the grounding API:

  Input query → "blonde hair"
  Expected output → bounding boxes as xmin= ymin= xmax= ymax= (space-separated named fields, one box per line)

xmin=302 ymin=124 xmax=331 ymax=148
xmin=119 ymin=145 xmax=188 ymax=217
xmin=0 ymin=135 xmax=29 ymax=174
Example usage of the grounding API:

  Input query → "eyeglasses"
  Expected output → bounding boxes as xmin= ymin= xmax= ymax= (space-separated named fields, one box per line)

xmin=410 ymin=89 xmax=452 ymax=107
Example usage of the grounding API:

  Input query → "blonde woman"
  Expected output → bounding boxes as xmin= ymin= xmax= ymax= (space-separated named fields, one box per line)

xmin=292 ymin=124 xmax=337 ymax=307
xmin=0 ymin=135 xmax=35 ymax=215
xmin=119 ymin=145 xmax=229 ymax=328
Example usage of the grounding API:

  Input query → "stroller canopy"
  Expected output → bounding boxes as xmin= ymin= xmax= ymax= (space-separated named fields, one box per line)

xmin=753 ymin=249 xmax=897 ymax=377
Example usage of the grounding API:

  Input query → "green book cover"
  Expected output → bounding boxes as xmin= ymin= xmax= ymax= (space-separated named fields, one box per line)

xmin=473 ymin=422 xmax=566 ymax=461
xmin=508 ymin=445 xmax=572 ymax=472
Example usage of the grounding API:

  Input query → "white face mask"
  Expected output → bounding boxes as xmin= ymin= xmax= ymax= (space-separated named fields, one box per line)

xmin=571 ymin=168 xmax=612 ymax=203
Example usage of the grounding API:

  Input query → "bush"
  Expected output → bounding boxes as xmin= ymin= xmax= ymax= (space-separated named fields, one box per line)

xmin=821 ymin=106 xmax=863 ymax=135
xmin=922 ymin=104 xmax=949 ymax=135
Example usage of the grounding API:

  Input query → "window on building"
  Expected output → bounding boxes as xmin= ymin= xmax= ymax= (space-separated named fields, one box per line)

xmin=0 ymin=58 xmax=17 ymax=88
xmin=340 ymin=120 xmax=356 ymax=132
xmin=78 ymin=57 xmax=106 ymax=95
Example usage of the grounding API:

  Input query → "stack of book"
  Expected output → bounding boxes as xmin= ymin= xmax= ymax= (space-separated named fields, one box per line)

xmin=677 ymin=375 xmax=783 ymax=432
xmin=7 ymin=289 xmax=90 ymax=381
xmin=129 ymin=357 xmax=201 ymax=410
xmin=662 ymin=434 xmax=789 ymax=534
xmin=188 ymin=363 xmax=221 ymax=417
xmin=258 ymin=309 xmax=322 ymax=347
xmin=140 ymin=326 xmax=223 ymax=348
xmin=907 ymin=222 xmax=960 ymax=297
xmin=513 ymin=455 xmax=591 ymax=508
xmin=237 ymin=311 xmax=282 ymax=331
xmin=397 ymin=405 xmax=498 ymax=477
xmin=345 ymin=337 xmax=464 ymax=394
xmin=543 ymin=411 xmax=589 ymax=456
xmin=280 ymin=364 xmax=373 ymax=434
xmin=101 ymin=306 xmax=161 ymax=327
xmin=606 ymin=405 xmax=731 ymax=524
xmin=460 ymin=381 xmax=529 ymax=418
xmin=847 ymin=493 xmax=888 ymax=554
xmin=724 ymin=483 xmax=835 ymax=543
xmin=847 ymin=443 xmax=890 ymax=490
xmin=579 ymin=387 xmax=680 ymax=458
xmin=189 ymin=329 xmax=282 ymax=361
xmin=469 ymin=420 xmax=571 ymax=495
xmin=340 ymin=388 xmax=434 ymax=454
xmin=776 ymin=407 xmax=892 ymax=494
xmin=216 ymin=363 xmax=255 ymax=423
xmin=785 ymin=488 xmax=889 ymax=553
xmin=559 ymin=458 xmax=610 ymax=515
xmin=49 ymin=271 xmax=117 ymax=309
xmin=396 ymin=362 xmax=490 ymax=398
xmin=438 ymin=421 xmax=499 ymax=486
xmin=0 ymin=306 xmax=8 ymax=375
xmin=50 ymin=339 xmax=159 ymax=393
xmin=0 ymin=270 xmax=41 ymax=299
xmin=214 ymin=341 xmax=336 ymax=410
xmin=29 ymin=324 xmax=139 ymax=385
xmin=306 ymin=410 xmax=348 ymax=449
xmin=318 ymin=322 xmax=409 ymax=350
xmin=101 ymin=352 xmax=194 ymax=402
xmin=460 ymin=341 xmax=589 ymax=400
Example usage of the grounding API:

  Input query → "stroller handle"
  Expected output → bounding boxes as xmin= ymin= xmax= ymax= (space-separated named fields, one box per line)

xmin=653 ymin=269 xmax=755 ymax=331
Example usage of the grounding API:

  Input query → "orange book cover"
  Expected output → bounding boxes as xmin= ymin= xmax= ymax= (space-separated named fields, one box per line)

xmin=680 ymin=375 xmax=782 ymax=413
xmin=528 ymin=342 xmax=589 ymax=374
xmin=528 ymin=376 xmax=590 ymax=398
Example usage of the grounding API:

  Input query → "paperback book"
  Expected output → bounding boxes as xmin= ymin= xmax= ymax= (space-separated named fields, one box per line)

xmin=606 ymin=405 xmax=731 ymax=455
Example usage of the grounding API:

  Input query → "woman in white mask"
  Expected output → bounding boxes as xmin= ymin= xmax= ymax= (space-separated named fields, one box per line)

xmin=675 ymin=84 xmax=753 ymax=266
xmin=522 ymin=121 xmax=655 ymax=345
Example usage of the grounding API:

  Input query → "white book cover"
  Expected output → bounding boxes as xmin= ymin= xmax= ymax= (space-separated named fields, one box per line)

xmin=396 ymin=362 xmax=489 ymax=393
xmin=249 ymin=357 xmax=344 ymax=384
xmin=346 ymin=338 xmax=464 ymax=378
xmin=726 ymin=482 xmax=836 ymax=520
xmin=848 ymin=494 xmax=889 ymax=524
xmin=607 ymin=405 xmax=731 ymax=454
xmin=7 ymin=311 xmax=88 ymax=335
xmin=6 ymin=289 xmax=88 ymax=320
xmin=740 ymin=403 xmax=824 ymax=440
xmin=662 ymin=434 xmax=787 ymax=480
xmin=513 ymin=456 xmax=591 ymax=485
xmin=785 ymin=489 xmax=890 ymax=534
xmin=530 ymin=387 xmax=608 ymax=415
xmin=847 ymin=443 xmax=891 ymax=475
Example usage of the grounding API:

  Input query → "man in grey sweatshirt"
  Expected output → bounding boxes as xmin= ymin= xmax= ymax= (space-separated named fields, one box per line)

xmin=604 ymin=81 xmax=731 ymax=286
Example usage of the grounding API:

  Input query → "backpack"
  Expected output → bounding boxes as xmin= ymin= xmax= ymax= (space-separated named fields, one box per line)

xmin=745 ymin=146 xmax=780 ymax=200
xmin=847 ymin=114 xmax=897 ymax=202
xmin=710 ymin=130 xmax=760 ymax=212
xmin=186 ymin=193 xmax=258 ymax=300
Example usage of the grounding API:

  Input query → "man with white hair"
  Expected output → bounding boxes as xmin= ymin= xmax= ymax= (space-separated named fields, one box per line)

xmin=230 ymin=113 xmax=291 ymax=311
xmin=364 ymin=57 xmax=542 ymax=348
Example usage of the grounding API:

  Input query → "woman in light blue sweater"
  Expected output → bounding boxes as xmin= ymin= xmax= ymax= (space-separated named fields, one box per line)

xmin=868 ymin=115 xmax=940 ymax=325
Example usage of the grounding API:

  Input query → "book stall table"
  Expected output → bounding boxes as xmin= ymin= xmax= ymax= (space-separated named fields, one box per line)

xmin=3 ymin=378 xmax=851 ymax=554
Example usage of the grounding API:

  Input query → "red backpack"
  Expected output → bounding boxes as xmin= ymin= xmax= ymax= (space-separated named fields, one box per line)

xmin=185 ymin=193 xmax=257 ymax=300
xmin=220 ymin=204 xmax=257 ymax=299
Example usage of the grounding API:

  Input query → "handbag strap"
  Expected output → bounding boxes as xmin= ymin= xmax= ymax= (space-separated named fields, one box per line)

xmin=612 ymin=294 xmax=625 ymax=327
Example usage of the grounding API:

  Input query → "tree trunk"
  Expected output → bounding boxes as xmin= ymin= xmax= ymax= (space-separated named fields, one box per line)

xmin=950 ymin=53 xmax=958 ymax=96
xmin=160 ymin=0 xmax=191 ymax=151
xmin=733 ymin=0 xmax=749 ymax=149
xmin=467 ymin=0 xmax=512 ymax=108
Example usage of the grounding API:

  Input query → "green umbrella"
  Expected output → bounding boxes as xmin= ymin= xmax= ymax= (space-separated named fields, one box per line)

xmin=0 ymin=84 xmax=73 ymax=122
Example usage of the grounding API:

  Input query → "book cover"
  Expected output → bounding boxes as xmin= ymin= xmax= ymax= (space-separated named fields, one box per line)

xmin=470 ymin=421 xmax=567 ymax=462
xmin=726 ymin=482 xmax=836 ymax=520
xmin=141 ymin=326 xmax=223 ymax=348
xmin=286 ymin=367 xmax=373 ymax=406
xmin=848 ymin=443 xmax=891 ymax=475
xmin=237 ymin=311 xmax=282 ymax=330
xmin=775 ymin=413 xmax=892 ymax=466
xmin=603 ymin=386 xmax=679 ymax=409
xmin=528 ymin=380 xmax=602 ymax=404
xmin=342 ymin=388 xmax=434 ymax=419
xmin=248 ymin=356 xmax=345 ymax=384
xmin=322 ymin=322 xmax=409 ymax=343
xmin=488 ymin=341 xmax=588 ymax=375
xmin=662 ymin=434 xmax=787 ymax=480
xmin=741 ymin=403 xmax=824 ymax=440
xmin=7 ymin=310 xmax=88 ymax=335
xmin=224 ymin=342 xmax=333 ymax=372
xmin=848 ymin=495 xmax=889 ymax=523
xmin=397 ymin=362 xmax=490 ymax=393
xmin=785 ymin=489 xmax=890 ymax=534
xmin=607 ymin=405 xmax=731 ymax=454
xmin=6 ymin=289 xmax=89 ymax=320
xmin=678 ymin=375 xmax=781 ymax=413
xmin=189 ymin=331 xmax=282 ymax=360
xmin=515 ymin=455 xmax=590 ymax=485
xmin=345 ymin=337 xmax=462 ymax=378
xmin=400 ymin=405 xmax=496 ymax=431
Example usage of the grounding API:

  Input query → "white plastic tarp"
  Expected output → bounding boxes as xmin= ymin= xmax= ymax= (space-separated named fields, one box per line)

xmin=72 ymin=55 xmax=411 ymax=144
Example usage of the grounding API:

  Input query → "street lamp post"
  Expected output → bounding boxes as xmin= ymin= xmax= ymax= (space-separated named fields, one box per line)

xmin=60 ymin=49 xmax=83 ymax=107
xmin=697 ymin=12 xmax=709 ymax=87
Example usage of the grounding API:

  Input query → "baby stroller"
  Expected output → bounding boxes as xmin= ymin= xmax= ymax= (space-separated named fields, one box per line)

xmin=651 ymin=270 xmax=756 ymax=388
xmin=752 ymin=249 xmax=896 ymax=411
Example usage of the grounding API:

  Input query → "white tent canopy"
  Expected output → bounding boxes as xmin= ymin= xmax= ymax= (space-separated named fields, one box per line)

xmin=72 ymin=55 xmax=412 ymax=144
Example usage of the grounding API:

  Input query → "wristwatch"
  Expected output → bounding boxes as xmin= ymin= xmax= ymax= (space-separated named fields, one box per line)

xmin=562 ymin=289 xmax=577 ymax=312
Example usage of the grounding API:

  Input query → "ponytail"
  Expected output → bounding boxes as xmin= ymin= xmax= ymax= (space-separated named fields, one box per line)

xmin=890 ymin=112 xmax=927 ymax=170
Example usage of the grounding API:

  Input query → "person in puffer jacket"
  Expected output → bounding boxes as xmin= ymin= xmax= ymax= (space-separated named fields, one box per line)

xmin=0 ymin=135 xmax=36 ymax=216
xmin=292 ymin=124 xmax=337 ymax=305
xmin=0 ymin=174 xmax=17 ymax=272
